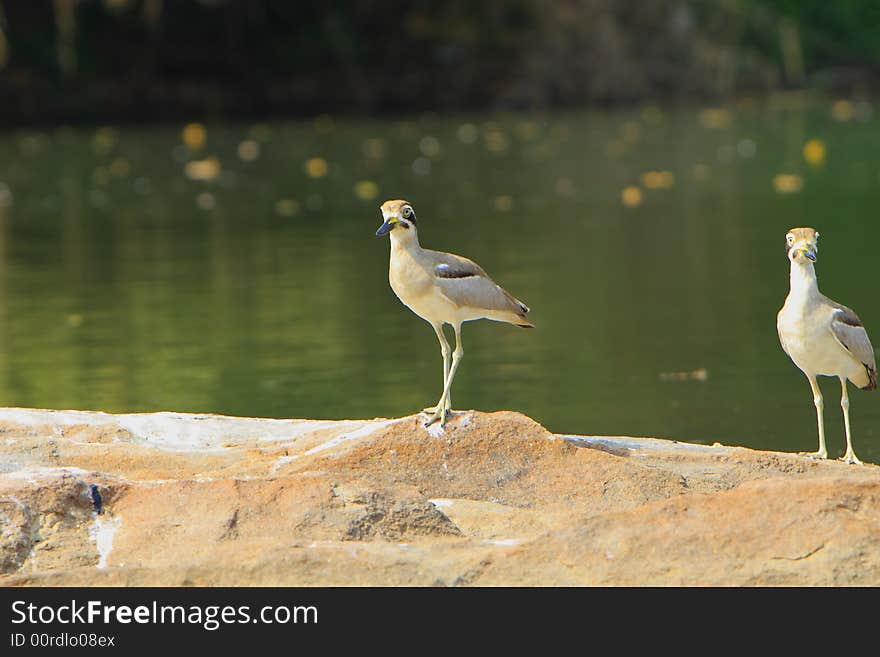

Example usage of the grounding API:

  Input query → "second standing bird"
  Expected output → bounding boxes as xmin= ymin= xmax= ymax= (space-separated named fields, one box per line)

xmin=376 ymin=199 xmax=533 ymax=427
xmin=777 ymin=227 xmax=876 ymax=464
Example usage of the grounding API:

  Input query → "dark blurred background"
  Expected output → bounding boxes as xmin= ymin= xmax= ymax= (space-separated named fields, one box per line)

xmin=1 ymin=0 xmax=880 ymax=124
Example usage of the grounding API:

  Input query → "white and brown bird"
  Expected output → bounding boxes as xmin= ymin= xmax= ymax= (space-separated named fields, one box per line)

xmin=777 ymin=227 xmax=876 ymax=464
xmin=375 ymin=199 xmax=533 ymax=427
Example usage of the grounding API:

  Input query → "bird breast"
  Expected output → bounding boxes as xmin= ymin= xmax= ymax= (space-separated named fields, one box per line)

xmin=778 ymin=300 xmax=855 ymax=376
xmin=388 ymin=248 xmax=448 ymax=320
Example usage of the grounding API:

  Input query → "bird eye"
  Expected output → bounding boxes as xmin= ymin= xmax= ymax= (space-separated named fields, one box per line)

xmin=815 ymin=233 xmax=819 ymax=241
xmin=402 ymin=206 xmax=412 ymax=219
xmin=786 ymin=234 xmax=794 ymax=244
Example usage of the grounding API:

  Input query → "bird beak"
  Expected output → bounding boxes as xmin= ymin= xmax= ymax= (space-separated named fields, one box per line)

xmin=799 ymin=246 xmax=817 ymax=262
xmin=375 ymin=218 xmax=396 ymax=236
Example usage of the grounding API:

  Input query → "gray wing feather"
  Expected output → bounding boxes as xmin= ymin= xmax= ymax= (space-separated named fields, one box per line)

xmin=431 ymin=252 xmax=487 ymax=279
xmin=435 ymin=263 xmax=480 ymax=279
xmin=436 ymin=276 xmax=524 ymax=314
xmin=830 ymin=310 xmax=876 ymax=370
xmin=428 ymin=250 xmax=528 ymax=315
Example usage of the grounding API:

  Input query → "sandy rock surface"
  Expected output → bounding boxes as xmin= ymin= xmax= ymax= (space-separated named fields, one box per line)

xmin=1 ymin=407 xmax=878 ymax=586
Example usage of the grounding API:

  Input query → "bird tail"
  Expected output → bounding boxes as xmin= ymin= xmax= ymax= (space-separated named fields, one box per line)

xmin=512 ymin=304 xmax=533 ymax=328
xmin=500 ymin=289 xmax=532 ymax=327
xmin=860 ymin=365 xmax=877 ymax=390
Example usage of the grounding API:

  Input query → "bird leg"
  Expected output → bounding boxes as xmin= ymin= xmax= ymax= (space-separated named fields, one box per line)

xmin=425 ymin=324 xmax=463 ymax=427
xmin=422 ymin=323 xmax=452 ymax=415
xmin=839 ymin=377 xmax=862 ymax=465
xmin=799 ymin=375 xmax=828 ymax=459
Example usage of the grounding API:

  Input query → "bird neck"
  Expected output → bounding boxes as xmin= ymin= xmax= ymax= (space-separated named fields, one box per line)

xmin=789 ymin=259 xmax=819 ymax=301
xmin=389 ymin=226 xmax=421 ymax=254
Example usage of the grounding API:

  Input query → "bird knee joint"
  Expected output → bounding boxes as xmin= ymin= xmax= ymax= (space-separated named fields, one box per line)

xmin=813 ymin=396 xmax=823 ymax=408
xmin=841 ymin=398 xmax=850 ymax=409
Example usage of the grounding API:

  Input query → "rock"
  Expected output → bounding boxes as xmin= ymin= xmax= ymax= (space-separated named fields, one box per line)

xmin=0 ymin=407 xmax=878 ymax=585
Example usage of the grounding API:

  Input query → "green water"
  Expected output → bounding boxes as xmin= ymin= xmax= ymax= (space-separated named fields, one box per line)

xmin=1 ymin=98 xmax=879 ymax=461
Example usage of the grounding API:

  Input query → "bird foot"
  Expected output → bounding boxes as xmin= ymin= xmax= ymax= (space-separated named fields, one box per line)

xmin=421 ymin=405 xmax=451 ymax=415
xmin=798 ymin=450 xmax=828 ymax=460
xmin=839 ymin=452 xmax=863 ymax=465
xmin=423 ymin=407 xmax=451 ymax=428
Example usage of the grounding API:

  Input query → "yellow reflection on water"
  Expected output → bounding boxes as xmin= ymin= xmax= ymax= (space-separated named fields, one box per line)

xmin=182 ymin=123 xmax=206 ymax=151
xmin=803 ymin=138 xmax=825 ymax=166
xmin=515 ymin=121 xmax=540 ymax=141
xmin=493 ymin=195 xmax=513 ymax=212
xmin=621 ymin=186 xmax=643 ymax=207
xmin=484 ymin=129 xmax=509 ymax=154
xmin=457 ymin=124 xmax=478 ymax=144
xmin=641 ymin=171 xmax=675 ymax=189
xmin=185 ymin=157 xmax=221 ymax=181
xmin=692 ymin=163 xmax=710 ymax=181
xmin=195 ymin=192 xmax=215 ymax=210
xmin=274 ymin=199 xmax=300 ymax=217
xmin=831 ymin=100 xmax=855 ymax=122
xmin=772 ymin=173 xmax=803 ymax=193
xmin=237 ymin=140 xmax=260 ymax=162
xmin=304 ymin=157 xmax=329 ymax=178
xmin=92 ymin=127 xmax=118 ymax=155
xmin=362 ymin=138 xmax=386 ymax=159
xmin=699 ymin=108 xmax=731 ymax=129
xmin=419 ymin=136 xmax=441 ymax=157
xmin=555 ymin=177 xmax=574 ymax=196
xmin=354 ymin=181 xmax=379 ymax=201
xmin=110 ymin=157 xmax=130 ymax=177
xmin=621 ymin=121 xmax=640 ymax=143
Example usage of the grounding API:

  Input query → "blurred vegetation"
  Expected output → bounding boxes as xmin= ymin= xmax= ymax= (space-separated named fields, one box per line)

xmin=0 ymin=0 xmax=878 ymax=123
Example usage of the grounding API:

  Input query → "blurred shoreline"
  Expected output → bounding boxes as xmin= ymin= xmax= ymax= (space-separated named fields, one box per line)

xmin=0 ymin=88 xmax=875 ymax=131
xmin=1 ymin=1 xmax=878 ymax=127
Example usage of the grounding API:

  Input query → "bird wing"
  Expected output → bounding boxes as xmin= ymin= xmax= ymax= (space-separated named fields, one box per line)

xmin=828 ymin=303 xmax=877 ymax=372
xmin=429 ymin=251 xmax=529 ymax=316
xmin=431 ymin=252 xmax=488 ymax=280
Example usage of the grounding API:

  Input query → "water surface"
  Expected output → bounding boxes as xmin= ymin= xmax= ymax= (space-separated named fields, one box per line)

xmin=1 ymin=98 xmax=879 ymax=461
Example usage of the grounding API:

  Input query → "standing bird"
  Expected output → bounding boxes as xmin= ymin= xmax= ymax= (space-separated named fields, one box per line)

xmin=375 ymin=199 xmax=533 ymax=427
xmin=777 ymin=227 xmax=876 ymax=464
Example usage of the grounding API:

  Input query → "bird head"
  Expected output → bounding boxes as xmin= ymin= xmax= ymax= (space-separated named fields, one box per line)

xmin=376 ymin=199 xmax=417 ymax=237
xmin=785 ymin=227 xmax=819 ymax=264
